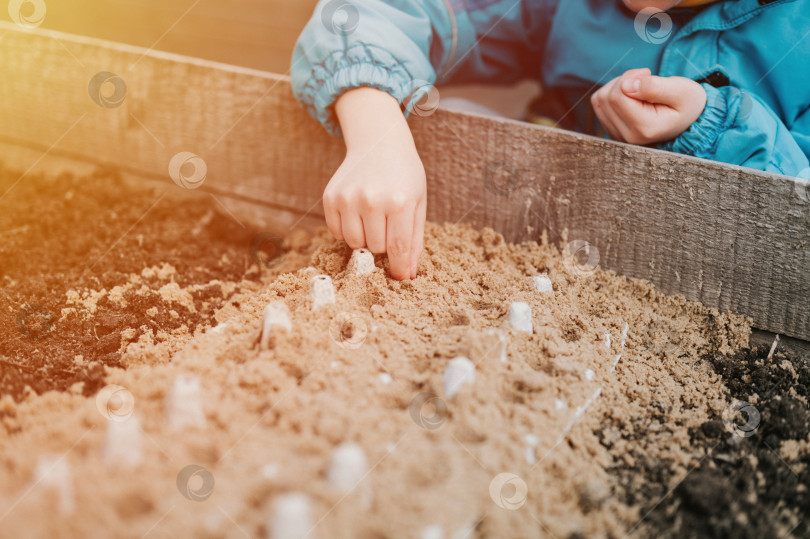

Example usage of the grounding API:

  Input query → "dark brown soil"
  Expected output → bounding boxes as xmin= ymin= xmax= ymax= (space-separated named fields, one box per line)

xmin=606 ymin=343 xmax=810 ymax=538
xmin=0 ymin=163 xmax=268 ymax=401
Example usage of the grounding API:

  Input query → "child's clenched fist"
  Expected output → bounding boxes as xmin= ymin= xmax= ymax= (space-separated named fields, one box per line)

xmin=591 ymin=68 xmax=707 ymax=145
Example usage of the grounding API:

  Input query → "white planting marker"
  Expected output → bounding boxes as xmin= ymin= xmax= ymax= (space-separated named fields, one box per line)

xmin=261 ymin=462 xmax=279 ymax=479
xmin=524 ymin=434 xmax=540 ymax=464
xmin=210 ymin=322 xmax=229 ymax=334
xmin=555 ymin=399 xmax=567 ymax=411
xmin=327 ymin=442 xmax=368 ymax=494
xmin=584 ymin=369 xmax=595 ymax=381
xmin=34 ymin=455 xmax=75 ymax=515
xmin=378 ymin=373 xmax=393 ymax=385
xmin=165 ymin=375 xmax=206 ymax=432
xmin=442 ymin=356 xmax=476 ymax=399
xmin=260 ymin=301 xmax=292 ymax=350
xmin=604 ymin=332 xmax=611 ymax=349
xmin=533 ymin=273 xmax=553 ymax=293
xmin=421 ymin=524 xmax=444 ymax=539
xmin=508 ymin=302 xmax=533 ymax=334
xmin=310 ymin=275 xmax=335 ymax=310
xmin=103 ymin=415 xmax=143 ymax=469
xmin=269 ymin=492 xmax=312 ymax=539
xmin=259 ymin=301 xmax=292 ymax=350
xmin=348 ymin=248 xmax=375 ymax=275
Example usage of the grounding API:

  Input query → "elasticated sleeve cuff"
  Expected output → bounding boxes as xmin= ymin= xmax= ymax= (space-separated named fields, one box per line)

xmin=660 ymin=83 xmax=734 ymax=158
xmin=294 ymin=44 xmax=426 ymax=137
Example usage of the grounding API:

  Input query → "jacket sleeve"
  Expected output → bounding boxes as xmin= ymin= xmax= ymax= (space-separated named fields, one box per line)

xmin=660 ymin=84 xmax=810 ymax=176
xmin=290 ymin=0 xmax=541 ymax=136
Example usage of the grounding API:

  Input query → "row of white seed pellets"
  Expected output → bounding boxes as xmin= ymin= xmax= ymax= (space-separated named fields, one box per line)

xmin=102 ymin=374 xmax=208 ymax=469
xmin=259 ymin=271 xmax=336 ymax=349
xmin=440 ymin=274 xmax=552 ymax=399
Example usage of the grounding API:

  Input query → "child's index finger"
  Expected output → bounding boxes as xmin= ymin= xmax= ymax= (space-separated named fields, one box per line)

xmin=386 ymin=208 xmax=414 ymax=281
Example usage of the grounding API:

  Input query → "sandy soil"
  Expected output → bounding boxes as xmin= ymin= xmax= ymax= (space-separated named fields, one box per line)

xmin=0 ymin=217 xmax=759 ymax=539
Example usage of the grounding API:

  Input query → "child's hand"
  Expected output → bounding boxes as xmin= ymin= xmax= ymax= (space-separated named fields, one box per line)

xmin=591 ymin=68 xmax=707 ymax=145
xmin=327 ymin=88 xmax=427 ymax=280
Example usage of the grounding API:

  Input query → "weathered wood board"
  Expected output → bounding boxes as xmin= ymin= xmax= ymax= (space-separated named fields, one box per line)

xmin=0 ymin=23 xmax=808 ymax=339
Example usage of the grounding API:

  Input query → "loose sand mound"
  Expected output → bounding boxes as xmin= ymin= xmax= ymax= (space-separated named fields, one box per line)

xmin=0 ymin=218 xmax=754 ymax=538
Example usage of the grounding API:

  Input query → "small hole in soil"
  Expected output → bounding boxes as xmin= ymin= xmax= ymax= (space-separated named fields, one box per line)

xmin=340 ymin=321 xmax=355 ymax=341
xmin=449 ymin=312 xmax=471 ymax=326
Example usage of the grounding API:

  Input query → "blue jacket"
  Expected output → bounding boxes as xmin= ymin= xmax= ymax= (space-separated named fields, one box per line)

xmin=292 ymin=0 xmax=810 ymax=176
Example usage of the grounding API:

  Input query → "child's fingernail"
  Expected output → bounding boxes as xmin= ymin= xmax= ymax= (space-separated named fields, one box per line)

xmin=622 ymin=78 xmax=641 ymax=93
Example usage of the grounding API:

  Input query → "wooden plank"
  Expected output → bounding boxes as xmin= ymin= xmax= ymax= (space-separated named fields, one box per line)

xmin=0 ymin=23 xmax=808 ymax=340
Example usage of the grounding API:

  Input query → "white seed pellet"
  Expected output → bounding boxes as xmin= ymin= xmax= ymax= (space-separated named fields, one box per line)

xmin=202 ymin=511 xmax=226 ymax=533
xmin=508 ymin=302 xmax=533 ymax=334
xmin=442 ymin=356 xmax=476 ymax=399
xmin=584 ymin=369 xmax=595 ymax=381
xmin=532 ymin=273 xmax=553 ymax=293
xmin=421 ymin=525 xmax=444 ymax=539
xmin=165 ymin=375 xmax=206 ymax=432
xmin=348 ymin=248 xmax=375 ymax=275
xmin=210 ymin=322 xmax=228 ymax=334
xmin=34 ymin=455 xmax=75 ymax=516
xmin=268 ymin=492 xmax=312 ymax=539
xmin=103 ymin=415 xmax=142 ymax=469
xmin=524 ymin=434 xmax=539 ymax=465
xmin=310 ymin=275 xmax=335 ymax=310
xmin=261 ymin=462 xmax=279 ymax=479
xmin=260 ymin=301 xmax=292 ymax=350
xmin=379 ymin=373 xmax=393 ymax=385
xmin=555 ymin=399 xmax=567 ymax=411
xmin=327 ymin=442 xmax=368 ymax=494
